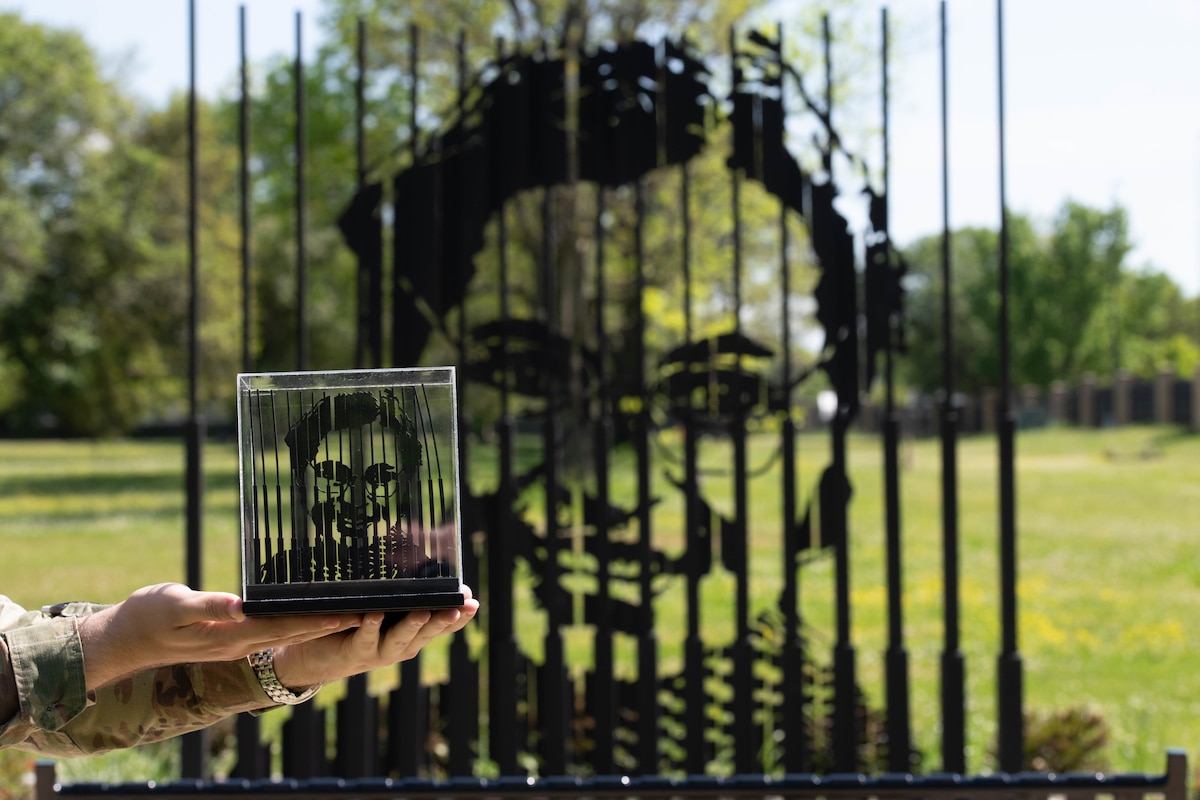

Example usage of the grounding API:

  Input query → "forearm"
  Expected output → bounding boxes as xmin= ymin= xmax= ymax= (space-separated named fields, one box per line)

xmin=55 ymin=659 xmax=273 ymax=754
xmin=1 ymin=657 xmax=275 ymax=757
xmin=0 ymin=596 xmax=283 ymax=757
xmin=0 ymin=638 xmax=17 ymax=734
xmin=76 ymin=603 xmax=158 ymax=690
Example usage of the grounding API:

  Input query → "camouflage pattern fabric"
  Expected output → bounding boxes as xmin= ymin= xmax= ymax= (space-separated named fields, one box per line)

xmin=0 ymin=595 xmax=286 ymax=756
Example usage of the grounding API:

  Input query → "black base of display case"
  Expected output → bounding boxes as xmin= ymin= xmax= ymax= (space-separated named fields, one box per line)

xmin=243 ymin=579 xmax=464 ymax=616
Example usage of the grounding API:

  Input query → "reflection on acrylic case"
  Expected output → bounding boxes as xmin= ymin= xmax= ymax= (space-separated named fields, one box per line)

xmin=236 ymin=367 xmax=463 ymax=615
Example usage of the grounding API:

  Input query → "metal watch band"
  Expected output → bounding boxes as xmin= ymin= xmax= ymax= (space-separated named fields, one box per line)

xmin=248 ymin=648 xmax=321 ymax=706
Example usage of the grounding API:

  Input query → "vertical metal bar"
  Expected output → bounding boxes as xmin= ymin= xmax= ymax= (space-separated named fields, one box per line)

xmin=335 ymin=684 xmax=377 ymax=777
xmin=777 ymin=27 xmax=791 ymax=411
xmin=732 ymin=149 xmax=755 ymax=772
xmin=821 ymin=16 xmax=833 ymax=178
xmin=356 ymin=20 xmax=367 ymax=188
xmin=390 ymin=23 xmax=427 ymax=775
xmin=337 ymin=398 xmax=377 ymax=776
xmin=487 ymin=35 xmax=520 ymax=780
xmin=271 ymin=398 xmax=287 ymax=582
xmin=261 ymin=399 xmax=274 ymax=582
xmin=282 ymin=401 xmax=321 ymax=777
xmin=726 ymin=26 xmax=755 ymax=775
xmin=880 ymin=6 xmax=913 ymax=774
xmin=181 ymin=0 xmax=207 ymax=777
xmin=390 ymin=658 xmax=427 ymax=775
xmin=35 ymin=762 xmax=56 ymax=800
xmin=680 ymin=159 xmax=707 ymax=775
xmin=184 ymin=0 xmax=203 ymax=604
xmin=448 ymin=30 xmax=478 ymax=775
xmin=537 ymin=179 xmax=569 ymax=775
xmin=939 ymin=0 xmax=967 ymax=774
xmin=995 ymin=0 xmax=1024 ymax=772
xmin=410 ymin=24 xmax=420 ymax=166
xmin=633 ymin=179 xmax=659 ymax=774
xmin=295 ymin=11 xmax=308 ymax=370
xmin=240 ymin=6 xmax=253 ymax=374
xmin=390 ymin=22 xmax=421 ymax=371
xmin=821 ymin=13 xmax=857 ymax=774
xmin=233 ymin=10 xmax=268 ymax=778
xmin=830 ymin=423 xmax=857 ymax=774
xmin=341 ymin=182 xmax=376 ymax=772
xmin=591 ymin=184 xmax=617 ymax=774
xmin=774 ymin=20 xmax=808 ymax=774
xmin=354 ymin=16 xmax=369 ymax=369
xmin=318 ymin=393 xmax=332 ymax=581
xmin=287 ymin=393 xmax=308 ymax=582
xmin=283 ymin=701 xmax=327 ymax=778
xmin=772 ymin=29 xmax=811 ymax=767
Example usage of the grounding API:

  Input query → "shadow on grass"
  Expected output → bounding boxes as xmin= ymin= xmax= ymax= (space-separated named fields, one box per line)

xmin=0 ymin=469 xmax=239 ymax=498
xmin=1098 ymin=427 xmax=1198 ymax=462
xmin=1147 ymin=426 xmax=1198 ymax=449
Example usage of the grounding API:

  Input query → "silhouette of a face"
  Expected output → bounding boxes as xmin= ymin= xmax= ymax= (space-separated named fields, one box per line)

xmin=286 ymin=390 xmax=421 ymax=540
xmin=312 ymin=458 xmax=398 ymax=536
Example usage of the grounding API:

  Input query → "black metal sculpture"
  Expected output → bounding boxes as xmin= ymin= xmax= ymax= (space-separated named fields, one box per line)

xmin=331 ymin=26 xmax=908 ymax=778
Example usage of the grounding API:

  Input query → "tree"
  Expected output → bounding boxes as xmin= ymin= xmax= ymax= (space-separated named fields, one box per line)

xmin=1097 ymin=269 xmax=1200 ymax=379
xmin=0 ymin=14 xmax=165 ymax=433
xmin=230 ymin=0 xmax=879 ymax=378
xmin=0 ymin=13 xmax=243 ymax=434
xmin=899 ymin=201 xmax=1136 ymax=394
xmin=0 ymin=1 xmax=880 ymax=432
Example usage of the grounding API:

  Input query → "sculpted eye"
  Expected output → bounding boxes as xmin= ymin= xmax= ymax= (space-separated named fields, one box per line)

xmin=364 ymin=463 xmax=399 ymax=501
xmin=364 ymin=462 xmax=398 ymax=485
xmin=313 ymin=460 xmax=351 ymax=482
xmin=314 ymin=460 xmax=352 ymax=497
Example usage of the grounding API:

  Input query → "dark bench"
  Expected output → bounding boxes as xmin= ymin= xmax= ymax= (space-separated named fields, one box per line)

xmin=34 ymin=750 xmax=1188 ymax=800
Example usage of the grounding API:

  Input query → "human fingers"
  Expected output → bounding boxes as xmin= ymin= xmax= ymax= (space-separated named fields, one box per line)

xmin=233 ymin=614 xmax=357 ymax=645
xmin=434 ymin=586 xmax=479 ymax=636
xmin=270 ymin=614 xmax=389 ymax=688
xmin=449 ymin=588 xmax=479 ymax=633
xmin=381 ymin=609 xmax=455 ymax=662
xmin=340 ymin=612 xmax=386 ymax=661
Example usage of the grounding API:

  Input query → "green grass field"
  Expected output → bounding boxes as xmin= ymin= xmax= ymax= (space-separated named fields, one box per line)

xmin=1 ymin=426 xmax=1198 ymax=784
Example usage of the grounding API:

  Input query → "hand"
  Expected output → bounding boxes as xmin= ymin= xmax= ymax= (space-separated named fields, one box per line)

xmin=271 ymin=585 xmax=479 ymax=690
xmin=77 ymin=583 xmax=362 ymax=690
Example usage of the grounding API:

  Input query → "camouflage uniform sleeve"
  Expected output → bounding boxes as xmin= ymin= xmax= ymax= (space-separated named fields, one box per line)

xmin=22 ymin=658 xmax=279 ymax=756
xmin=0 ymin=598 xmax=287 ymax=757
xmin=0 ymin=596 xmax=94 ymax=754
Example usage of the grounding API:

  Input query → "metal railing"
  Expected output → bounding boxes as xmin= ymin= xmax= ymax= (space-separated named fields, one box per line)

xmin=35 ymin=750 xmax=1189 ymax=800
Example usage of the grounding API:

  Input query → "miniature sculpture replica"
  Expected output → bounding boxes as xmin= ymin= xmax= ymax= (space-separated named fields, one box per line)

xmin=237 ymin=367 xmax=463 ymax=615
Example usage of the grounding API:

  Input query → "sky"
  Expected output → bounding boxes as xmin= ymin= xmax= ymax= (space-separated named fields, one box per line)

xmin=2 ymin=0 xmax=1199 ymax=295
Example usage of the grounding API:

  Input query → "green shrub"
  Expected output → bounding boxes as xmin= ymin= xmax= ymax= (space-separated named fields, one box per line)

xmin=1012 ymin=706 xmax=1110 ymax=773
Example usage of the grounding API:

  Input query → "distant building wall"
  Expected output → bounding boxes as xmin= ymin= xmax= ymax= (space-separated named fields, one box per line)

xmin=850 ymin=369 xmax=1200 ymax=436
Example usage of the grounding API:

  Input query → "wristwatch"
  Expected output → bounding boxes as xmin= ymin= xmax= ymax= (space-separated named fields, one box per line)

xmin=248 ymin=648 xmax=322 ymax=706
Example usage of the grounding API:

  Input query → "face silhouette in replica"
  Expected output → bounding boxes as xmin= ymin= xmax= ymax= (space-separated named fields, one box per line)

xmin=282 ymin=390 xmax=443 ymax=581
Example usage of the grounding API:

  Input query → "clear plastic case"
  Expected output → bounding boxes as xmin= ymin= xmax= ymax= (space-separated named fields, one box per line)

xmin=236 ymin=367 xmax=463 ymax=615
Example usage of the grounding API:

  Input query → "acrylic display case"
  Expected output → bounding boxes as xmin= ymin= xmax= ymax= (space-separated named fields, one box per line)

xmin=236 ymin=367 xmax=463 ymax=615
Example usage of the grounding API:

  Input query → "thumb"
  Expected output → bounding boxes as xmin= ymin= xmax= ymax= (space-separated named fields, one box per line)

xmin=175 ymin=587 xmax=245 ymax=624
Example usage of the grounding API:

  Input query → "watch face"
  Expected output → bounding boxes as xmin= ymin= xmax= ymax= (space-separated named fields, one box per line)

xmin=236 ymin=367 xmax=464 ymax=616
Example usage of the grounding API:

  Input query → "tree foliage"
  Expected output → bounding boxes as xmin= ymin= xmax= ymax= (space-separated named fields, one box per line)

xmin=899 ymin=200 xmax=1198 ymax=395
xmin=233 ymin=0 xmax=870 ymax=387
xmin=3 ymin=3 xmax=1198 ymax=435
xmin=0 ymin=14 xmax=245 ymax=434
